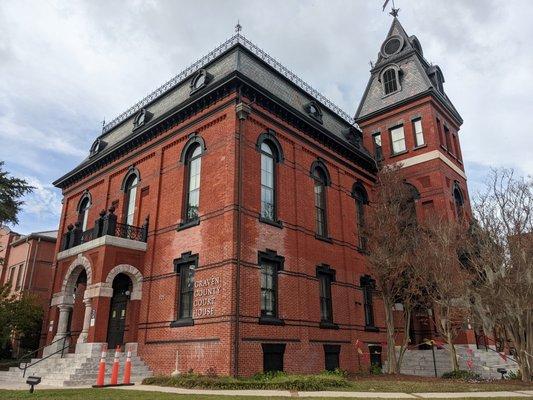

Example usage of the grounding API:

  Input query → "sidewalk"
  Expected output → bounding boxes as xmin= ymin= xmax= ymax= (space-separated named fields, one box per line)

xmin=110 ymin=384 xmax=533 ymax=398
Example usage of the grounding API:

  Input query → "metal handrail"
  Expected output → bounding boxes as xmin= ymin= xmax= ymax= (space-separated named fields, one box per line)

xmin=16 ymin=333 xmax=71 ymax=377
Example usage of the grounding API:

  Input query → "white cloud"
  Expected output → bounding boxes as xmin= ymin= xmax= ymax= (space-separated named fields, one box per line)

xmin=0 ymin=0 xmax=532 ymax=233
xmin=23 ymin=177 xmax=62 ymax=220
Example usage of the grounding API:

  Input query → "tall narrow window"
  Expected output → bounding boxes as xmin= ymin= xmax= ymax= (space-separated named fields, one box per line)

xmin=412 ymin=118 xmax=425 ymax=147
xmin=317 ymin=265 xmax=335 ymax=327
xmin=373 ymin=133 xmax=383 ymax=161
xmin=259 ymin=250 xmax=284 ymax=324
xmin=383 ymin=68 xmax=398 ymax=94
xmin=178 ymin=263 xmax=195 ymax=319
xmin=436 ymin=118 xmax=445 ymax=147
xmin=453 ymin=184 xmax=464 ymax=220
xmin=353 ymin=184 xmax=368 ymax=251
xmin=311 ymin=164 xmax=329 ymax=238
xmin=172 ymin=252 xmax=198 ymax=326
xmin=361 ymin=276 xmax=376 ymax=329
xmin=444 ymin=125 xmax=453 ymax=153
xmin=390 ymin=125 xmax=406 ymax=154
xmin=260 ymin=142 xmax=275 ymax=221
xmin=185 ymin=145 xmax=202 ymax=222
xmin=78 ymin=195 xmax=91 ymax=231
xmin=123 ymin=174 xmax=139 ymax=226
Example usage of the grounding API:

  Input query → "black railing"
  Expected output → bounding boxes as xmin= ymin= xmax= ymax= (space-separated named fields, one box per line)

xmin=62 ymin=207 xmax=149 ymax=251
xmin=16 ymin=333 xmax=71 ymax=377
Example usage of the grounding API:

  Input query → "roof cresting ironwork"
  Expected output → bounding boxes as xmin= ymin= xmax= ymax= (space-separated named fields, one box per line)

xmin=101 ymin=33 xmax=356 ymax=135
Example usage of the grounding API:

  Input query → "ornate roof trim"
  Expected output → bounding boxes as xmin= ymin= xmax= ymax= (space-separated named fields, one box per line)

xmin=101 ymin=33 xmax=356 ymax=135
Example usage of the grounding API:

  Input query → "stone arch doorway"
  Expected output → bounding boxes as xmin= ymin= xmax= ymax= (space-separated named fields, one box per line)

xmin=66 ymin=269 xmax=88 ymax=351
xmin=107 ymin=273 xmax=133 ymax=350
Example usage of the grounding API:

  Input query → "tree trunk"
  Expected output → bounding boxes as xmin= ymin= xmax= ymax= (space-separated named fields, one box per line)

xmin=383 ymin=296 xmax=397 ymax=374
xmin=447 ymin=332 xmax=459 ymax=371
xmin=396 ymin=307 xmax=412 ymax=372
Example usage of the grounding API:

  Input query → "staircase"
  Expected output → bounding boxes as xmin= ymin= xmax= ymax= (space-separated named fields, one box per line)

xmin=397 ymin=346 xmax=518 ymax=379
xmin=0 ymin=351 xmax=153 ymax=387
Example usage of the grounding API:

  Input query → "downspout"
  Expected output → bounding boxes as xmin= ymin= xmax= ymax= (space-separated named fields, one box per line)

xmin=27 ymin=237 xmax=41 ymax=293
xmin=234 ymin=87 xmax=251 ymax=377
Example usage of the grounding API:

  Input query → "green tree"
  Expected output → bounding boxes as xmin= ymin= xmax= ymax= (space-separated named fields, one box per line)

xmin=0 ymin=285 xmax=43 ymax=355
xmin=0 ymin=161 xmax=33 ymax=226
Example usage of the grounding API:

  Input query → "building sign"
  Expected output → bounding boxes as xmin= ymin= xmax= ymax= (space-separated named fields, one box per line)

xmin=192 ymin=276 xmax=221 ymax=318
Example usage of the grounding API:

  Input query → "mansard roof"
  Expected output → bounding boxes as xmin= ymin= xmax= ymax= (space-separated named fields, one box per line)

xmin=54 ymin=34 xmax=374 ymax=189
xmin=355 ymin=18 xmax=463 ymax=125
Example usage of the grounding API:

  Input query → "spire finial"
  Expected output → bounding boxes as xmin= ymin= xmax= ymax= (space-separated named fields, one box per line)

xmin=235 ymin=20 xmax=242 ymax=34
xmin=101 ymin=118 xmax=105 ymax=133
xmin=382 ymin=0 xmax=400 ymax=17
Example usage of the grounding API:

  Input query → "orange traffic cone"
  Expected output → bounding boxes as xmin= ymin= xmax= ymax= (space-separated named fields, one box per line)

xmin=110 ymin=346 xmax=120 ymax=385
xmin=93 ymin=349 xmax=107 ymax=387
xmin=123 ymin=350 xmax=132 ymax=385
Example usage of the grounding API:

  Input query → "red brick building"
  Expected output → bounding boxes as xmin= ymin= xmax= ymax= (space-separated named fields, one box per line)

xmin=42 ymin=18 xmax=472 ymax=376
xmin=0 ymin=227 xmax=57 ymax=356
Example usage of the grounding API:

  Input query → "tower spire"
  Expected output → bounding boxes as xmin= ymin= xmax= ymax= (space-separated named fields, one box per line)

xmin=382 ymin=0 xmax=400 ymax=18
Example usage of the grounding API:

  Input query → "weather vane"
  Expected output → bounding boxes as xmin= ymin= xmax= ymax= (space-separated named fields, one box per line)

xmin=235 ymin=20 xmax=242 ymax=34
xmin=382 ymin=0 xmax=400 ymax=17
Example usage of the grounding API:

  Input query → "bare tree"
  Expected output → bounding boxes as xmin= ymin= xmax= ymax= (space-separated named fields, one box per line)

xmin=364 ymin=165 xmax=422 ymax=373
xmin=418 ymin=217 xmax=471 ymax=371
xmin=467 ymin=168 xmax=533 ymax=382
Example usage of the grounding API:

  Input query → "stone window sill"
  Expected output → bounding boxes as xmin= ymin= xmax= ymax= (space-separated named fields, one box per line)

xmin=413 ymin=144 xmax=427 ymax=151
xmin=177 ymin=218 xmax=200 ymax=231
xmin=170 ymin=318 xmax=194 ymax=328
xmin=364 ymin=325 xmax=380 ymax=332
xmin=390 ymin=150 xmax=408 ymax=158
xmin=259 ymin=217 xmax=283 ymax=229
xmin=259 ymin=315 xmax=285 ymax=326
xmin=315 ymin=234 xmax=333 ymax=244
xmin=319 ymin=321 xmax=339 ymax=330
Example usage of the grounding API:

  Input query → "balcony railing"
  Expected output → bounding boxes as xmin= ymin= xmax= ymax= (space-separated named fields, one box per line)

xmin=61 ymin=206 xmax=148 ymax=251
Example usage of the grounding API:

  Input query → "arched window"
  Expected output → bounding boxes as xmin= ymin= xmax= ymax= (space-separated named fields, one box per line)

xmin=123 ymin=172 xmax=139 ymax=226
xmin=383 ymin=68 xmax=398 ymax=95
xmin=353 ymin=183 xmax=368 ymax=250
xmin=453 ymin=184 xmax=464 ymax=220
xmin=260 ymin=142 xmax=276 ymax=221
xmin=77 ymin=194 xmax=91 ymax=231
xmin=184 ymin=144 xmax=202 ymax=222
xmin=311 ymin=162 xmax=330 ymax=238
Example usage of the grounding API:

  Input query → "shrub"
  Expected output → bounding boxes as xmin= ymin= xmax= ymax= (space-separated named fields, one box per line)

xmin=143 ymin=371 xmax=351 ymax=391
xmin=441 ymin=370 xmax=481 ymax=380
xmin=369 ymin=364 xmax=382 ymax=375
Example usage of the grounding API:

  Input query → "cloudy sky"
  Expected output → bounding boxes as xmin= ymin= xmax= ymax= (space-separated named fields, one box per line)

xmin=1 ymin=0 xmax=532 ymax=234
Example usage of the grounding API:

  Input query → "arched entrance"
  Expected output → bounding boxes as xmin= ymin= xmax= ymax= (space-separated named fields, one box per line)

xmin=106 ymin=273 xmax=133 ymax=349
xmin=66 ymin=270 xmax=87 ymax=351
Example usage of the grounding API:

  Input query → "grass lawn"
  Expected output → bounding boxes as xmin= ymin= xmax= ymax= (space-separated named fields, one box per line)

xmin=0 ymin=390 xmax=530 ymax=400
xmin=342 ymin=375 xmax=533 ymax=392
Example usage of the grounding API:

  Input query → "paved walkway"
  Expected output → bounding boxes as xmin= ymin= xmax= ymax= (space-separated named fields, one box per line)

xmin=110 ymin=385 xmax=533 ymax=398
xmin=1 ymin=382 xmax=532 ymax=398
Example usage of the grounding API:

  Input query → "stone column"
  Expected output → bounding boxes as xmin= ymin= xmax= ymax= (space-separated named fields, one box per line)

xmin=77 ymin=298 xmax=92 ymax=344
xmin=43 ymin=304 xmax=72 ymax=357
xmin=54 ymin=304 xmax=72 ymax=340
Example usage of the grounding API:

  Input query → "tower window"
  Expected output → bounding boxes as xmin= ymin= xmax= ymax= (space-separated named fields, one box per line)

xmin=373 ymin=133 xmax=383 ymax=161
xmin=312 ymin=165 xmax=329 ymax=238
xmin=390 ymin=125 xmax=406 ymax=154
xmin=78 ymin=195 xmax=91 ymax=231
xmin=123 ymin=172 xmax=139 ymax=226
xmin=412 ymin=118 xmax=425 ymax=147
xmin=260 ymin=142 xmax=276 ymax=221
xmin=453 ymin=184 xmax=464 ymax=220
xmin=383 ymin=68 xmax=398 ymax=95
xmin=361 ymin=275 xmax=376 ymax=329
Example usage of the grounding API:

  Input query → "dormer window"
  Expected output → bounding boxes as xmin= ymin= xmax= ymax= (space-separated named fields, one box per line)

xmin=304 ymin=101 xmax=323 ymax=123
xmin=383 ymin=68 xmax=399 ymax=95
xmin=89 ymin=139 xmax=102 ymax=157
xmin=190 ymin=69 xmax=212 ymax=94
xmin=133 ymin=108 xmax=153 ymax=130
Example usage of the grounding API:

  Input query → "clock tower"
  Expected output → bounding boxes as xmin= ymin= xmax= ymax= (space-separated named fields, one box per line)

xmin=356 ymin=17 xmax=470 ymax=223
